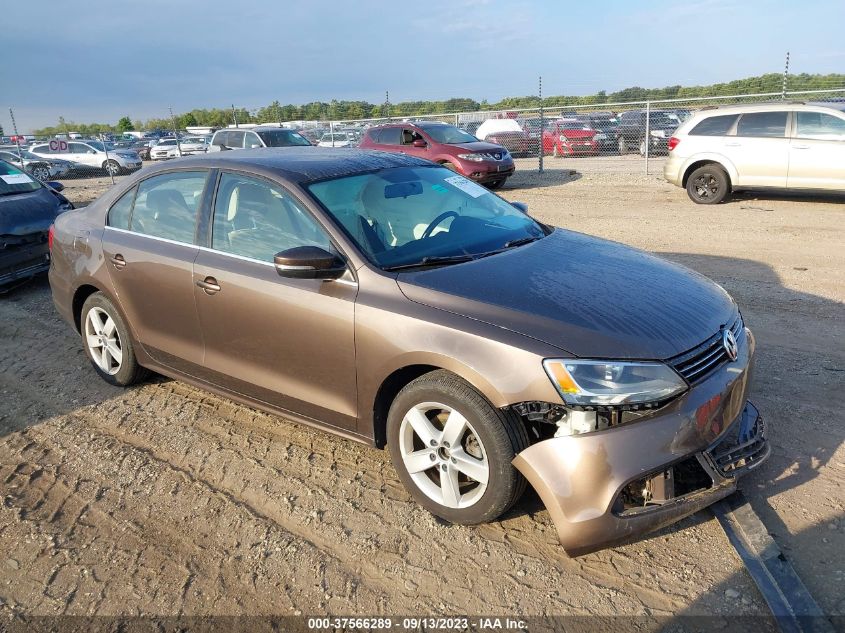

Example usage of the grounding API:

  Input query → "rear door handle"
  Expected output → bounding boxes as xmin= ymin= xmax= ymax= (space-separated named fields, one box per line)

xmin=196 ymin=276 xmax=221 ymax=294
xmin=110 ymin=254 xmax=126 ymax=269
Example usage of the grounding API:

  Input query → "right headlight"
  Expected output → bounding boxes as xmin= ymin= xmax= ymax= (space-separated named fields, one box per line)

xmin=543 ymin=359 xmax=687 ymax=407
xmin=457 ymin=153 xmax=485 ymax=162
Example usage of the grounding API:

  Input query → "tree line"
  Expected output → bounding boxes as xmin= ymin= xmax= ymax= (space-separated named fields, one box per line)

xmin=29 ymin=73 xmax=845 ymax=136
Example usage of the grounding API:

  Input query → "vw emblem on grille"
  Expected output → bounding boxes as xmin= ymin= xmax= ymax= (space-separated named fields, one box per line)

xmin=722 ymin=328 xmax=738 ymax=362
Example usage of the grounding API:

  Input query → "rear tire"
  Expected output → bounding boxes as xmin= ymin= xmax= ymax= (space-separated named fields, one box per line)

xmin=387 ymin=370 xmax=529 ymax=525
xmin=686 ymin=164 xmax=730 ymax=204
xmin=486 ymin=179 xmax=505 ymax=190
xmin=81 ymin=292 xmax=148 ymax=386
xmin=30 ymin=165 xmax=51 ymax=181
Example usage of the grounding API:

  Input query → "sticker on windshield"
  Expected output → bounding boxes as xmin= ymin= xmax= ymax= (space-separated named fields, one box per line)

xmin=1 ymin=173 xmax=35 ymax=185
xmin=444 ymin=175 xmax=488 ymax=198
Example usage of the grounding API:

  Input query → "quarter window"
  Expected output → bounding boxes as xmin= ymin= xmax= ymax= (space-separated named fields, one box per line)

xmin=736 ymin=112 xmax=788 ymax=138
xmin=108 ymin=186 xmax=137 ymax=229
xmin=795 ymin=112 xmax=845 ymax=141
xmin=689 ymin=114 xmax=738 ymax=136
xmin=211 ymin=173 xmax=332 ymax=262
xmin=129 ymin=171 xmax=207 ymax=243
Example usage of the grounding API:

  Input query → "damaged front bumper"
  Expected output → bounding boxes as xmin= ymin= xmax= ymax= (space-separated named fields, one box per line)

xmin=0 ymin=232 xmax=50 ymax=287
xmin=513 ymin=329 xmax=770 ymax=556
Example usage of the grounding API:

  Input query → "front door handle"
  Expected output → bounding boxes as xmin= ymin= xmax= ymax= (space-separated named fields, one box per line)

xmin=725 ymin=141 xmax=742 ymax=147
xmin=792 ymin=144 xmax=810 ymax=149
xmin=110 ymin=254 xmax=126 ymax=269
xmin=196 ymin=276 xmax=221 ymax=294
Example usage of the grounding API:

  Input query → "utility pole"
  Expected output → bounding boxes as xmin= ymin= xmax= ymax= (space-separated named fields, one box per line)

xmin=231 ymin=104 xmax=239 ymax=128
xmin=781 ymin=51 xmax=790 ymax=99
xmin=538 ymin=76 xmax=544 ymax=174
xmin=8 ymin=108 xmax=24 ymax=170
xmin=385 ymin=91 xmax=390 ymax=121
xmin=170 ymin=107 xmax=182 ymax=157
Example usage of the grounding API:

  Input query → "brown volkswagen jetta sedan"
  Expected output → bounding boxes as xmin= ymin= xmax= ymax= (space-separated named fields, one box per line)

xmin=49 ymin=148 xmax=769 ymax=555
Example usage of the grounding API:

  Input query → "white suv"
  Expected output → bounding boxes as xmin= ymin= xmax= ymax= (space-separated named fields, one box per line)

xmin=30 ymin=140 xmax=142 ymax=176
xmin=664 ymin=102 xmax=845 ymax=203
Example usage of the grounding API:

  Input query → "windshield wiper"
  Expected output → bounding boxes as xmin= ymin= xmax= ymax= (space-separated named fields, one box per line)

xmin=503 ymin=235 xmax=542 ymax=249
xmin=383 ymin=254 xmax=475 ymax=272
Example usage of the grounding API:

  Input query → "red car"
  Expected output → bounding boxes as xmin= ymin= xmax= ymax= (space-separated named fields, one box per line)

xmin=360 ymin=122 xmax=515 ymax=189
xmin=543 ymin=119 xmax=599 ymax=157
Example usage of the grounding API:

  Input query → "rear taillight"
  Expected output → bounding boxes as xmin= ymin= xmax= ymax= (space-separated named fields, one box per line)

xmin=667 ymin=136 xmax=680 ymax=151
xmin=48 ymin=225 xmax=55 ymax=251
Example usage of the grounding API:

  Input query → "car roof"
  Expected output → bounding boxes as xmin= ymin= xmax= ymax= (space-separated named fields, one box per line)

xmin=691 ymin=101 xmax=845 ymax=115
xmin=129 ymin=147 xmax=433 ymax=184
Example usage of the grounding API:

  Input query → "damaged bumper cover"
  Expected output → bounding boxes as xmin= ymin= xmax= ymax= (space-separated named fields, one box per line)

xmin=0 ymin=233 xmax=50 ymax=286
xmin=513 ymin=329 xmax=770 ymax=556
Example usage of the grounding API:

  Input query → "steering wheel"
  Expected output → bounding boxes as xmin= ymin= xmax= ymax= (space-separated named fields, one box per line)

xmin=422 ymin=211 xmax=459 ymax=239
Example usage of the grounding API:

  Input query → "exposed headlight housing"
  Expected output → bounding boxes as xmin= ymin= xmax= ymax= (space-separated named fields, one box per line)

xmin=543 ymin=359 xmax=687 ymax=408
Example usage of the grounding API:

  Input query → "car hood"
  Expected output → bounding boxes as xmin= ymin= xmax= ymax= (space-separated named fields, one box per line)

xmin=0 ymin=187 xmax=66 ymax=236
xmin=557 ymin=129 xmax=596 ymax=139
xmin=446 ymin=141 xmax=508 ymax=152
xmin=396 ymin=229 xmax=737 ymax=359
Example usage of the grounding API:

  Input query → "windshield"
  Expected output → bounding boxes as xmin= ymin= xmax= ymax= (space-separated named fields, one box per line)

xmin=0 ymin=161 xmax=42 ymax=195
xmin=422 ymin=125 xmax=478 ymax=144
xmin=258 ymin=129 xmax=312 ymax=147
xmin=308 ymin=166 xmax=546 ymax=269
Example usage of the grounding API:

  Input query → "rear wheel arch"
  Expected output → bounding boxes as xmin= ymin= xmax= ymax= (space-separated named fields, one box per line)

xmin=72 ymin=284 xmax=103 ymax=332
xmin=682 ymin=159 xmax=733 ymax=189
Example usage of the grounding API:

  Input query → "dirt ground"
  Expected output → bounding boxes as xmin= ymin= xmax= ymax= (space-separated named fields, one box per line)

xmin=0 ymin=157 xmax=843 ymax=624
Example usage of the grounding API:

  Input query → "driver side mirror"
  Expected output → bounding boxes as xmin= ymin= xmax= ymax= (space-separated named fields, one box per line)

xmin=511 ymin=201 xmax=529 ymax=214
xmin=274 ymin=246 xmax=347 ymax=280
xmin=412 ymin=139 xmax=427 ymax=148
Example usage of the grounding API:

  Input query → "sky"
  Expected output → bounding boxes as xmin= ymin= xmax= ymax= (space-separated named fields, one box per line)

xmin=2 ymin=0 xmax=844 ymax=133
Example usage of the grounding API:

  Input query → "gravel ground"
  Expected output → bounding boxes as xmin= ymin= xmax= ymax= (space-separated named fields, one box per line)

xmin=0 ymin=158 xmax=842 ymax=623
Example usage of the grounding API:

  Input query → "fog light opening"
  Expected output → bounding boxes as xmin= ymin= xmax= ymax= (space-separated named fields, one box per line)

xmin=616 ymin=456 xmax=713 ymax=516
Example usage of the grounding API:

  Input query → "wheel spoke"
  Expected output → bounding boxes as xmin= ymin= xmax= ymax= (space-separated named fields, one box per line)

xmin=100 ymin=347 xmax=111 ymax=371
xmin=440 ymin=409 xmax=468 ymax=447
xmin=404 ymin=449 xmax=435 ymax=474
xmin=86 ymin=335 xmax=102 ymax=349
xmin=102 ymin=317 xmax=117 ymax=337
xmin=105 ymin=341 xmax=122 ymax=366
xmin=450 ymin=448 xmax=488 ymax=484
xmin=440 ymin=464 xmax=461 ymax=507
xmin=405 ymin=407 xmax=440 ymax=446
xmin=88 ymin=312 xmax=104 ymax=335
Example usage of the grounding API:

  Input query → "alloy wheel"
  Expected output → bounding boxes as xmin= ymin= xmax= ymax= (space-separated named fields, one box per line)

xmin=85 ymin=307 xmax=123 ymax=375
xmin=692 ymin=173 xmax=720 ymax=201
xmin=31 ymin=166 xmax=51 ymax=181
xmin=399 ymin=402 xmax=489 ymax=509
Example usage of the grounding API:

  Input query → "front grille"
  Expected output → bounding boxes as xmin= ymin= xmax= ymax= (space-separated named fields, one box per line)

xmin=705 ymin=408 xmax=767 ymax=478
xmin=669 ymin=316 xmax=743 ymax=384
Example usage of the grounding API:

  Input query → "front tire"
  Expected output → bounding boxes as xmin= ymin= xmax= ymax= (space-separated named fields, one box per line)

xmin=103 ymin=160 xmax=121 ymax=176
xmin=686 ymin=164 xmax=730 ymax=204
xmin=387 ymin=370 xmax=529 ymax=525
xmin=81 ymin=293 xmax=148 ymax=386
xmin=486 ymin=179 xmax=505 ymax=190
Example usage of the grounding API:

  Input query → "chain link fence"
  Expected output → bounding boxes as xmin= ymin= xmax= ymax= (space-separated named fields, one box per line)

xmin=4 ymin=87 xmax=845 ymax=186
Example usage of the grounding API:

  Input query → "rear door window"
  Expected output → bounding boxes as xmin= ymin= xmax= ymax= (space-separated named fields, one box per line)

xmin=129 ymin=171 xmax=208 ymax=243
xmin=736 ymin=112 xmax=788 ymax=138
xmin=689 ymin=114 xmax=739 ymax=136
xmin=795 ymin=112 xmax=845 ymax=141
xmin=108 ymin=186 xmax=137 ymax=229
xmin=376 ymin=127 xmax=401 ymax=145
xmin=245 ymin=132 xmax=263 ymax=148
